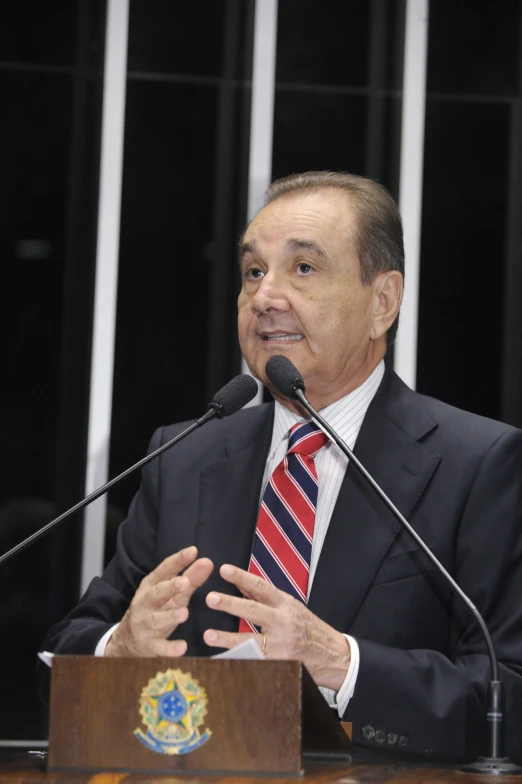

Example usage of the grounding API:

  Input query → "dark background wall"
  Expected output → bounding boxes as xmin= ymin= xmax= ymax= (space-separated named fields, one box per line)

xmin=1 ymin=0 xmax=521 ymax=741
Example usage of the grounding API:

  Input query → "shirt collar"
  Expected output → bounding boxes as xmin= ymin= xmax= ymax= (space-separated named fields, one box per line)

xmin=269 ymin=359 xmax=385 ymax=458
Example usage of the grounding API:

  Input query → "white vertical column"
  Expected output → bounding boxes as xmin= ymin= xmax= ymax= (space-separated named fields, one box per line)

xmin=242 ymin=0 xmax=279 ymax=403
xmin=247 ymin=0 xmax=279 ymax=223
xmin=80 ymin=0 xmax=130 ymax=594
xmin=394 ymin=0 xmax=429 ymax=390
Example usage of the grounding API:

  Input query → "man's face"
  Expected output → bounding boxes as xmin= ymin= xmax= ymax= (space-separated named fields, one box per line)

xmin=237 ymin=189 xmax=391 ymax=409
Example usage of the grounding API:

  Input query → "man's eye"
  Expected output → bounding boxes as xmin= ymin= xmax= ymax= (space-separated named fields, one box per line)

xmin=297 ymin=263 xmax=313 ymax=275
xmin=246 ymin=267 xmax=264 ymax=280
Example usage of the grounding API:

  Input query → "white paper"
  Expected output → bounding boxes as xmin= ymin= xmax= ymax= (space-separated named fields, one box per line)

xmin=38 ymin=651 xmax=55 ymax=668
xmin=211 ymin=637 xmax=265 ymax=660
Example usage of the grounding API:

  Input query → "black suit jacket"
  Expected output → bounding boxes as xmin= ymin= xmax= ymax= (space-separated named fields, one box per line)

xmin=39 ymin=367 xmax=522 ymax=762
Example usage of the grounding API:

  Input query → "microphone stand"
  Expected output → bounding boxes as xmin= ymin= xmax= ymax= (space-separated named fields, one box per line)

xmin=293 ymin=385 xmax=522 ymax=775
xmin=0 ymin=371 xmax=258 ymax=568
xmin=0 ymin=410 xmax=217 ymax=568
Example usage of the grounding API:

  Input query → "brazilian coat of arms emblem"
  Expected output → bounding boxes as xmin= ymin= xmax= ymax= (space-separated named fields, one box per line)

xmin=134 ymin=668 xmax=212 ymax=755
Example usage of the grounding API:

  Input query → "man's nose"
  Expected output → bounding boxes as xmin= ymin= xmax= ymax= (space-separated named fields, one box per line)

xmin=251 ymin=272 xmax=290 ymax=313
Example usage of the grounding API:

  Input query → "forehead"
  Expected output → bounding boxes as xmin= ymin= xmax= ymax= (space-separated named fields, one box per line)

xmin=243 ymin=189 xmax=357 ymax=249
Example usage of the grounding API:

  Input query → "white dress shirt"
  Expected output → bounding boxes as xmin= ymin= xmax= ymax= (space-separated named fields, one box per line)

xmin=96 ymin=360 xmax=386 ymax=718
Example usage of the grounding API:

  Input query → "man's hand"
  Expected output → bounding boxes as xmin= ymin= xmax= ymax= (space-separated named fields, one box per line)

xmin=105 ymin=546 xmax=213 ymax=657
xmin=203 ymin=564 xmax=350 ymax=690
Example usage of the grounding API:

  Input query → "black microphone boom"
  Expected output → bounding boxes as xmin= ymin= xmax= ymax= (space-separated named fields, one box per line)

xmin=0 ymin=374 xmax=258 ymax=568
xmin=265 ymin=354 xmax=522 ymax=776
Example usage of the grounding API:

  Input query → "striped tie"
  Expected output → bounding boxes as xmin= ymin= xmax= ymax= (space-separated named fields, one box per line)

xmin=239 ymin=421 xmax=328 ymax=633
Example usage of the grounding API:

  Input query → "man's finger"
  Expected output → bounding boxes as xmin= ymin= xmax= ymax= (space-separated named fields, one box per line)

xmin=145 ymin=605 xmax=189 ymax=634
xmin=219 ymin=564 xmax=283 ymax=606
xmin=143 ymin=557 xmax=213 ymax=611
xmin=203 ymin=629 xmax=259 ymax=650
xmin=206 ymin=591 xmax=273 ymax=627
xmin=174 ymin=558 xmax=214 ymax=607
xmin=146 ymin=546 xmax=199 ymax=587
xmin=145 ymin=573 xmax=190 ymax=609
xmin=184 ymin=557 xmax=215 ymax=587
xmin=148 ymin=637 xmax=188 ymax=658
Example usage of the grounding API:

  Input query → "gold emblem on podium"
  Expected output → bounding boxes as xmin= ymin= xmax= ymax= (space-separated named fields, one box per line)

xmin=134 ymin=668 xmax=212 ymax=755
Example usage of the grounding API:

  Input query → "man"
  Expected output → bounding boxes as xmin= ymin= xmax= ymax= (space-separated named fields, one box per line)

xmin=39 ymin=172 xmax=522 ymax=762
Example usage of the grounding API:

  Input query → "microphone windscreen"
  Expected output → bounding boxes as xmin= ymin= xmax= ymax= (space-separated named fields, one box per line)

xmin=265 ymin=355 xmax=305 ymax=398
xmin=210 ymin=374 xmax=258 ymax=417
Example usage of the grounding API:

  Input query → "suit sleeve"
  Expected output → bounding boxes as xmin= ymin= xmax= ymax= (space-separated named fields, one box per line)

xmin=37 ymin=427 xmax=166 ymax=695
xmin=344 ymin=428 xmax=522 ymax=763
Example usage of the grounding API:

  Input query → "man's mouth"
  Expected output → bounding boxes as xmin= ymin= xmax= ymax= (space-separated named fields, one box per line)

xmin=261 ymin=333 xmax=304 ymax=342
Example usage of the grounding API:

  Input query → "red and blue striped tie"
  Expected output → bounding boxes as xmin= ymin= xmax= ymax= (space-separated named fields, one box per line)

xmin=239 ymin=421 xmax=328 ymax=633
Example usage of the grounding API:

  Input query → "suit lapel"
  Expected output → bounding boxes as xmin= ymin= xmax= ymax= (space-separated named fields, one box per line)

xmin=308 ymin=368 xmax=441 ymax=633
xmin=193 ymin=403 xmax=274 ymax=638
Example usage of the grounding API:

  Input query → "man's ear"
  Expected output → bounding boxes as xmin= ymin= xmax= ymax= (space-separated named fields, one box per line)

xmin=370 ymin=271 xmax=404 ymax=340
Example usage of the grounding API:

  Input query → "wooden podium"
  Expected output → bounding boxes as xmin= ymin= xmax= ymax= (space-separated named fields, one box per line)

xmin=47 ymin=657 xmax=352 ymax=776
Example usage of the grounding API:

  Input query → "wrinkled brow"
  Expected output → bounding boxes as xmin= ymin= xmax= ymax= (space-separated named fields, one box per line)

xmin=238 ymin=239 xmax=257 ymax=265
xmin=240 ymin=239 xmax=256 ymax=257
xmin=238 ymin=237 xmax=329 ymax=265
xmin=286 ymin=238 xmax=328 ymax=261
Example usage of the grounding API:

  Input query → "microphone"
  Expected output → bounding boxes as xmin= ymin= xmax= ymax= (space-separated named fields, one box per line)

xmin=209 ymin=373 xmax=258 ymax=418
xmin=265 ymin=354 xmax=522 ymax=776
xmin=0 ymin=374 xmax=258 ymax=568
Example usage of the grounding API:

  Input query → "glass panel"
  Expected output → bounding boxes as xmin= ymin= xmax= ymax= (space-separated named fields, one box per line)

xmin=427 ymin=0 xmax=519 ymax=96
xmin=105 ymin=1 xmax=254 ymax=563
xmin=417 ymin=100 xmax=510 ymax=420
xmin=1 ymin=67 xmax=73 ymax=741
xmin=418 ymin=2 xmax=521 ymax=421
xmin=0 ymin=1 xmax=105 ymax=739
xmin=0 ymin=0 xmax=78 ymax=67
xmin=273 ymin=90 xmax=367 ymax=173
xmin=276 ymin=0 xmax=404 ymax=91
xmin=127 ymin=0 xmax=227 ymax=77
xmin=273 ymin=92 xmax=402 ymax=190
xmin=276 ymin=0 xmax=370 ymax=87
xmin=273 ymin=1 xmax=404 ymax=198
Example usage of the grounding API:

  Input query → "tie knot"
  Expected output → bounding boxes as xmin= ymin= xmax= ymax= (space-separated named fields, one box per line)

xmin=288 ymin=421 xmax=328 ymax=457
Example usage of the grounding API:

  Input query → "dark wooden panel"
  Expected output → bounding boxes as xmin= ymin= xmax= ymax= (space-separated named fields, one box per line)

xmin=48 ymin=657 xmax=303 ymax=774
